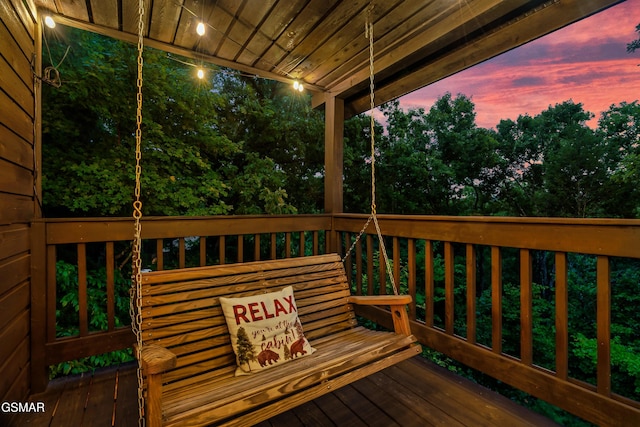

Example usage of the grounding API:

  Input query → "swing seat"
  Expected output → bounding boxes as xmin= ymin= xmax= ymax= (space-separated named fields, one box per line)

xmin=138 ymin=253 xmax=421 ymax=427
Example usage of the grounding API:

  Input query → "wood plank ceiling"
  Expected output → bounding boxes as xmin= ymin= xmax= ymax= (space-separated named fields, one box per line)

xmin=34 ymin=0 xmax=623 ymax=117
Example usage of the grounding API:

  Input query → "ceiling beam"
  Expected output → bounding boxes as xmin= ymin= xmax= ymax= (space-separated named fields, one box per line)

xmin=312 ymin=0 xmax=533 ymax=111
xmin=329 ymin=0 xmax=518 ymax=97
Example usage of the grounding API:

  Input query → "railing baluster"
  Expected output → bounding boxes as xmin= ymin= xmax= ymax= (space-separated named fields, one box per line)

xmin=178 ymin=237 xmax=185 ymax=268
xmin=408 ymin=238 xmax=416 ymax=321
xmin=270 ymin=233 xmax=277 ymax=260
xmin=254 ymin=234 xmax=260 ymax=261
xmin=237 ymin=235 xmax=244 ymax=263
xmin=491 ymin=246 xmax=502 ymax=354
xmin=366 ymin=234 xmax=374 ymax=296
xmin=379 ymin=239 xmax=387 ymax=295
xmin=425 ymin=240 xmax=434 ymax=327
xmin=313 ymin=231 xmax=319 ymax=256
xmin=466 ymin=244 xmax=476 ymax=344
xmin=555 ymin=252 xmax=568 ymax=379
xmin=200 ymin=236 xmax=207 ymax=266
xmin=345 ymin=232 xmax=352 ymax=284
xmin=156 ymin=239 xmax=164 ymax=270
xmin=597 ymin=256 xmax=611 ymax=396
xmin=77 ymin=243 xmax=88 ymax=336
xmin=299 ymin=231 xmax=305 ymax=257
xmin=219 ymin=235 xmax=226 ymax=265
xmin=285 ymin=232 xmax=291 ymax=258
xmin=356 ymin=238 xmax=363 ymax=296
xmin=106 ymin=242 xmax=115 ymax=331
xmin=393 ymin=236 xmax=400 ymax=289
xmin=520 ymin=248 xmax=533 ymax=365
xmin=444 ymin=241 xmax=454 ymax=335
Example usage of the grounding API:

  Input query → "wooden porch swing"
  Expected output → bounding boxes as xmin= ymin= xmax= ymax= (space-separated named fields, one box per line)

xmin=129 ymin=3 xmax=420 ymax=427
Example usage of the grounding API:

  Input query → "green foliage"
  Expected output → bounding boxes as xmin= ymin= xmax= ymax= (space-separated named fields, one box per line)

xmin=495 ymin=100 xmax=634 ymax=217
xmin=49 ymin=349 xmax=133 ymax=379
xmin=55 ymin=260 xmax=131 ymax=335
xmin=42 ymin=27 xmax=640 ymax=219
xmin=346 ymin=96 xmax=640 ymax=218
xmin=345 ymin=96 xmax=502 ymax=215
xmin=42 ymin=26 xmax=298 ymax=217
xmin=51 ymin=259 xmax=133 ymax=378
xmin=599 ymin=101 xmax=640 ymax=216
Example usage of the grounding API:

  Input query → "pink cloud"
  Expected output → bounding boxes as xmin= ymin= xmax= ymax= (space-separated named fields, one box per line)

xmin=400 ymin=0 xmax=640 ymax=129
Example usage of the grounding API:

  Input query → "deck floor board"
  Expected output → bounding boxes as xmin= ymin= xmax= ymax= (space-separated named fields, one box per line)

xmin=8 ymin=357 xmax=558 ymax=426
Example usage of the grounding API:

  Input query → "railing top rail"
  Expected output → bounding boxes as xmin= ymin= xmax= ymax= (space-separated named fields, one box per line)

xmin=39 ymin=214 xmax=332 ymax=244
xmin=334 ymin=214 xmax=640 ymax=259
xmin=35 ymin=213 xmax=332 ymax=224
xmin=36 ymin=213 xmax=640 ymax=258
xmin=334 ymin=212 xmax=640 ymax=226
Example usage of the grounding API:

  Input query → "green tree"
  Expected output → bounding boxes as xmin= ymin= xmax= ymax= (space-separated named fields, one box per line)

xmin=210 ymin=74 xmax=323 ymax=213
xmin=343 ymin=113 xmax=381 ymax=213
xmin=42 ymin=26 xmax=296 ymax=217
xmin=351 ymin=95 xmax=501 ymax=215
xmin=496 ymin=101 xmax=625 ymax=217
xmin=598 ymin=101 xmax=640 ymax=216
xmin=425 ymin=93 xmax=502 ymax=214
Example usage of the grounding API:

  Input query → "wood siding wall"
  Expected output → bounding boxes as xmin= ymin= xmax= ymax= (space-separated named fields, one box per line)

xmin=0 ymin=0 xmax=37 ymax=401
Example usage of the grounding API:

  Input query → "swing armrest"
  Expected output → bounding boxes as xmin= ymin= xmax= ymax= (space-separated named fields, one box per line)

xmin=347 ymin=295 xmax=412 ymax=306
xmin=140 ymin=344 xmax=177 ymax=374
xmin=347 ymin=295 xmax=413 ymax=336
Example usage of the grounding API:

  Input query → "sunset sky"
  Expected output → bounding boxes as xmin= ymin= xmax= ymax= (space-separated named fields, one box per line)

xmin=399 ymin=0 xmax=640 ymax=129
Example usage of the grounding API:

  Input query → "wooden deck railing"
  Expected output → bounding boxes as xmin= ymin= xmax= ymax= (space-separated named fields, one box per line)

xmin=30 ymin=213 xmax=640 ymax=425
xmin=334 ymin=213 xmax=640 ymax=426
xmin=30 ymin=215 xmax=331 ymax=391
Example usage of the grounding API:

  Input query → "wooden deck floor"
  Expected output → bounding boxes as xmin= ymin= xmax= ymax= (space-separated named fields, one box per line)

xmin=6 ymin=357 xmax=558 ymax=427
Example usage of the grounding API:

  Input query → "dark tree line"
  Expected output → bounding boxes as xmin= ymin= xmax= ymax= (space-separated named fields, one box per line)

xmin=343 ymin=96 xmax=640 ymax=218
xmin=42 ymin=26 xmax=640 ymax=219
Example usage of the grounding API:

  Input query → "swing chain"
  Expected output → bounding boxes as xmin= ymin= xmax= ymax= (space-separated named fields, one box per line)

xmin=343 ymin=6 xmax=398 ymax=295
xmin=130 ymin=0 xmax=145 ymax=425
xmin=365 ymin=5 xmax=377 ymax=215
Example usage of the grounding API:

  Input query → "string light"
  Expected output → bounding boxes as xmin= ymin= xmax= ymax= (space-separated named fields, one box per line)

xmin=44 ymin=15 xmax=56 ymax=29
xmin=196 ymin=22 xmax=205 ymax=36
xmin=165 ymin=53 xmax=308 ymax=88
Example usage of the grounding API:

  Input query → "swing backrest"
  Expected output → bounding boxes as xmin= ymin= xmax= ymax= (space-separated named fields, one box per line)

xmin=140 ymin=253 xmax=356 ymax=389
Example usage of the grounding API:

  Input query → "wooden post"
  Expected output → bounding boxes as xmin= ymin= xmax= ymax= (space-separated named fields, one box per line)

xmin=146 ymin=372 xmax=163 ymax=427
xmin=34 ymin=9 xmax=43 ymax=220
xmin=324 ymin=95 xmax=344 ymax=253
xmin=30 ymin=220 xmax=48 ymax=392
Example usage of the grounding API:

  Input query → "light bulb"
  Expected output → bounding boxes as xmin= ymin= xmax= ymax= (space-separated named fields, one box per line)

xmin=297 ymin=83 xmax=304 ymax=92
xmin=197 ymin=69 xmax=205 ymax=79
xmin=44 ymin=15 xmax=56 ymax=29
xmin=196 ymin=22 xmax=205 ymax=36
xmin=293 ymin=81 xmax=300 ymax=91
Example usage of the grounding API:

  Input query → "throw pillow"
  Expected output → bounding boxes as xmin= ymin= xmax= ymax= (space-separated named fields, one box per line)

xmin=219 ymin=286 xmax=316 ymax=375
